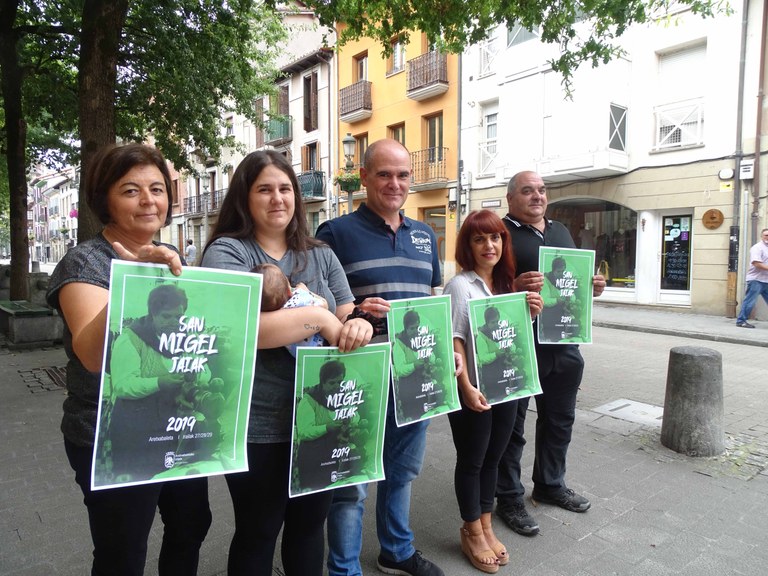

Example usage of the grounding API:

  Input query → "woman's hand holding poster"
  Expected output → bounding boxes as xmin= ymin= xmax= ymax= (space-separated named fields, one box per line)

xmin=537 ymin=247 xmax=595 ymax=344
xmin=92 ymin=261 xmax=262 ymax=490
xmin=467 ymin=293 xmax=541 ymax=405
xmin=387 ymin=295 xmax=460 ymax=427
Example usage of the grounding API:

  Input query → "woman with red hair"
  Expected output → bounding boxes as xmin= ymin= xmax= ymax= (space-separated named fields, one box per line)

xmin=444 ymin=210 xmax=542 ymax=573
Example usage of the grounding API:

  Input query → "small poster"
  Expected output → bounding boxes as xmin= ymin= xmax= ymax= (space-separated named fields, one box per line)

xmin=289 ymin=343 xmax=391 ymax=497
xmin=387 ymin=295 xmax=460 ymax=427
xmin=467 ymin=293 xmax=541 ymax=405
xmin=91 ymin=261 xmax=262 ymax=490
xmin=537 ymin=247 xmax=595 ymax=344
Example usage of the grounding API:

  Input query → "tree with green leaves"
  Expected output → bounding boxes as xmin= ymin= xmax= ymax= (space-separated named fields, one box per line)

xmin=306 ymin=0 xmax=728 ymax=86
xmin=1 ymin=0 xmax=285 ymax=299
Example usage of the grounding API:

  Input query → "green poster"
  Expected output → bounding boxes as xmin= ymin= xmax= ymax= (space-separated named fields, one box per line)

xmin=91 ymin=261 xmax=262 ymax=490
xmin=289 ymin=343 xmax=391 ymax=497
xmin=467 ymin=293 xmax=541 ymax=405
xmin=387 ymin=295 xmax=460 ymax=427
xmin=537 ymin=247 xmax=595 ymax=344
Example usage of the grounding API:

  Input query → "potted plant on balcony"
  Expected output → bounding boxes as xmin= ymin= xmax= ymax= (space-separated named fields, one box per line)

xmin=333 ymin=170 xmax=361 ymax=192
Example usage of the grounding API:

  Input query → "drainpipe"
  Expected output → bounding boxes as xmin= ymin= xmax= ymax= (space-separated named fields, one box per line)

xmin=456 ymin=52 xmax=464 ymax=233
xmin=751 ymin=0 xmax=767 ymax=245
xmin=328 ymin=51 xmax=336 ymax=220
xmin=727 ymin=0 xmax=751 ymax=318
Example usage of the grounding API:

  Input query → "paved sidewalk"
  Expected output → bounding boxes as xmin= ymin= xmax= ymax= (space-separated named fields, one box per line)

xmin=1 ymin=304 xmax=767 ymax=575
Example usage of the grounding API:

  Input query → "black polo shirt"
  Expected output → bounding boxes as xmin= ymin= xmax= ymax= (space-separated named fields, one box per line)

xmin=503 ymin=214 xmax=576 ymax=276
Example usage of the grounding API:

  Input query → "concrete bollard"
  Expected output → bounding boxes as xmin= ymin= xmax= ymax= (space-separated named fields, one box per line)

xmin=660 ymin=346 xmax=724 ymax=457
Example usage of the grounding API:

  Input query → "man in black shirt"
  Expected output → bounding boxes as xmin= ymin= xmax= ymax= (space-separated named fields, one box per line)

xmin=496 ymin=171 xmax=605 ymax=536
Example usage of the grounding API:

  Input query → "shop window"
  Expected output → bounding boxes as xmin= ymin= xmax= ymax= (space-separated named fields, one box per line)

xmin=547 ymin=200 xmax=637 ymax=289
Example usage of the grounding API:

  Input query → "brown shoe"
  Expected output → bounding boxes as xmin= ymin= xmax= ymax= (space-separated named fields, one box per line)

xmin=480 ymin=512 xmax=509 ymax=565
xmin=460 ymin=520 xmax=499 ymax=573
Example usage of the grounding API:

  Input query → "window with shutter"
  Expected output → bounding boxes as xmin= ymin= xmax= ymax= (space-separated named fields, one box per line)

xmin=303 ymin=72 xmax=318 ymax=132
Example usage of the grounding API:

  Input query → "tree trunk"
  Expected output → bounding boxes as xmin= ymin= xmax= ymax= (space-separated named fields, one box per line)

xmin=77 ymin=0 xmax=129 ymax=243
xmin=0 ymin=0 xmax=29 ymax=300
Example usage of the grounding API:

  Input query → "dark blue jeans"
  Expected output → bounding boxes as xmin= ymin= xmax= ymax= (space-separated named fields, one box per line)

xmin=225 ymin=441 xmax=332 ymax=576
xmin=496 ymin=345 xmax=584 ymax=501
xmin=737 ymin=280 xmax=768 ymax=324
xmin=327 ymin=396 xmax=429 ymax=576
xmin=65 ymin=439 xmax=211 ymax=576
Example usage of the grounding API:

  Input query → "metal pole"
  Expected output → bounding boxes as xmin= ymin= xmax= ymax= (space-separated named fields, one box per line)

xmin=202 ymin=186 xmax=209 ymax=245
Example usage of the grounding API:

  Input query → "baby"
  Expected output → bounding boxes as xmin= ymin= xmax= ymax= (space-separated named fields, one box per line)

xmin=252 ymin=263 xmax=342 ymax=355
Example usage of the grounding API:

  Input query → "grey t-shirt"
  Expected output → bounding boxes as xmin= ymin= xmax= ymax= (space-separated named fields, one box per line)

xmin=46 ymin=233 xmax=181 ymax=447
xmin=201 ymin=236 xmax=354 ymax=443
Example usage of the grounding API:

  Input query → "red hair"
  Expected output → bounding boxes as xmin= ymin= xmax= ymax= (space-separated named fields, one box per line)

xmin=455 ymin=210 xmax=517 ymax=294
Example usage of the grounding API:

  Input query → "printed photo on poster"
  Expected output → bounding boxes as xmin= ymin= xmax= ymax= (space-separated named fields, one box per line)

xmin=387 ymin=295 xmax=460 ymax=427
xmin=289 ymin=344 xmax=391 ymax=497
xmin=91 ymin=261 xmax=262 ymax=490
xmin=537 ymin=247 xmax=595 ymax=344
xmin=467 ymin=293 xmax=541 ymax=405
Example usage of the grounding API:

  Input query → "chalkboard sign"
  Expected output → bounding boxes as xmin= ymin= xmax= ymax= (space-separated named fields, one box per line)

xmin=660 ymin=216 xmax=691 ymax=290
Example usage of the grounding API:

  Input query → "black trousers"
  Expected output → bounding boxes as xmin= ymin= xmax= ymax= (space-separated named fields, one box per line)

xmin=496 ymin=345 xmax=585 ymax=501
xmin=225 ymin=441 xmax=332 ymax=576
xmin=449 ymin=399 xmax=519 ymax=521
xmin=65 ymin=439 xmax=211 ymax=576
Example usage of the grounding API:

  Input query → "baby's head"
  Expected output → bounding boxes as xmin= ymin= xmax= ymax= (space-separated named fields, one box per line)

xmin=252 ymin=263 xmax=292 ymax=311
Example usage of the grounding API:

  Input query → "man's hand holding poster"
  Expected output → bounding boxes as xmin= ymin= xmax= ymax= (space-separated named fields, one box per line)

xmin=387 ymin=295 xmax=460 ymax=427
xmin=289 ymin=344 xmax=391 ymax=497
xmin=467 ymin=293 xmax=541 ymax=405
xmin=91 ymin=261 xmax=262 ymax=490
xmin=537 ymin=247 xmax=595 ymax=344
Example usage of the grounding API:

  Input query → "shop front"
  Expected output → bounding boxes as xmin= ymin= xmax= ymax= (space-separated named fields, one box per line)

xmin=548 ymin=200 xmax=693 ymax=307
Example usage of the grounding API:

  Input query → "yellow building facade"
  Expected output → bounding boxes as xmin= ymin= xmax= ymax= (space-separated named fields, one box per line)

xmin=335 ymin=31 xmax=461 ymax=281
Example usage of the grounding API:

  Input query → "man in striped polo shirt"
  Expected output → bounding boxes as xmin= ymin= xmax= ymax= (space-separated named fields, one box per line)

xmin=317 ymin=139 xmax=444 ymax=576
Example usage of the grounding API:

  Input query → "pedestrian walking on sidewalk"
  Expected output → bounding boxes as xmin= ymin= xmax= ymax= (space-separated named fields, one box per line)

xmin=46 ymin=143 xmax=212 ymax=575
xmin=444 ymin=210 xmax=543 ymax=573
xmin=736 ymin=228 xmax=768 ymax=328
xmin=185 ymin=238 xmax=197 ymax=266
xmin=495 ymin=171 xmax=606 ymax=537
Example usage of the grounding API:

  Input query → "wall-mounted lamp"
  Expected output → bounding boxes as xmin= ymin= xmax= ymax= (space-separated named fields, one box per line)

xmin=447 ymin=187 xmax=457 ymax=212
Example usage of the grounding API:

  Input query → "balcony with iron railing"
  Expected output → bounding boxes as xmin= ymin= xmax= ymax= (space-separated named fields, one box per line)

xmin=210 ymin=188 xmax=226 ymax=212
xmin=410 ymin=147 xmax=449 ymax=188
xmin=406 ymin=52 xmax=449 ymax=101
xmin=265 ymin=116 xmax=293 ymax=146
xmin=297 ymin=170 xmax=326 ymax=201
xmin=340 ymin=81 xmax=373 ymax=123
xmin=182 ymin=188 xmax=227 ymax=214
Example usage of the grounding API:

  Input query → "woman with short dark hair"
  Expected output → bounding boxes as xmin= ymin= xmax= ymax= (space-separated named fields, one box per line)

xmin=46 ymin=143 xmax=211 ymax=575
